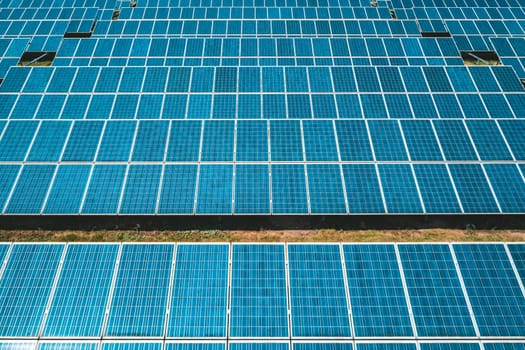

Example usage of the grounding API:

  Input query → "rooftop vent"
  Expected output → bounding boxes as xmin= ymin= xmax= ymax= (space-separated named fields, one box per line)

xmin=112 ymin=9 xmax=120 ymax=20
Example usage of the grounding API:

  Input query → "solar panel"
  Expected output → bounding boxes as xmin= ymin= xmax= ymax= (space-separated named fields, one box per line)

xmin=0 ymin=244 xmax=64 ymax=336
xmin=168 ymin=244 xmax=229 ymax=337
xmin=288 ymin=244 xmax=351 ymax=336
xmin=105 ymin=244 xmax=172 ymax=336
xmin=43 ymin=244 xmax=119 ymax=336
xmin=398 ymin=244 xmax=476 ymax=337
xmin=230 ymin=244 xmax=288 ymax=337
xmin=0 ymin=0 xmax=524 ymax=218
xmin=343 ymin=244 xmax=413 ymax=337
xmin=453 ymin=244 xmax=525 ymax=336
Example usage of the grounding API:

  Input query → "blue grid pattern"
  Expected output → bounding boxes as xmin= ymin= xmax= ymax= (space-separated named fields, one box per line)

xmin=105 ymin=244 xmax=172 ymax=337
xmin=0 ymin=243 xmax=523 ymax=342
xmin=230 ymin=244 xmax=288 ymax=337
xmin=454 ymin=244 xmax=525 ymax=336
xmin=168 ymin=244 xmax=229 ymax=337
xmin=344 ymin=244 xmax=413 ymax=337
xmin=0 ymin=244 xmax=64 ymax=337
xmin=398 ymin=244 xmax=476 ymax=337
xmin=38 ymin=343 xmax=98 ymax=350
xmin=0 ymin=0 xmax=523 ymax=217
xmin=43 ymin=244 xmax=119 ymax=337
xmin=288 ymin=244 xmax=351 ymax=337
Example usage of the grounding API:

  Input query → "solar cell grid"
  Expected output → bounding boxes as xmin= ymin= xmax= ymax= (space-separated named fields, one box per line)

xmin=105 ymin=244 xmax=172 ymax=336
xmin=42 ymin=244 xmax=119 ymax=337
xmin=288 ymin=244 xmax=351 ymax=336
xmin=344 ymin=244 xmax=413 ymax=337
xmin=453 ymin=244 xmax=525 ymax=336
xmin=0 ymin=244 xmax=64 ymax=336
xmin=398 ymin=244 xmax=476 ymax=337
xmin=230 ymin=244 xmax=288 ymax=336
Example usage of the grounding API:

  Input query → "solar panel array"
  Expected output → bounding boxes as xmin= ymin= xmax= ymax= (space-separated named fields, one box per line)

xmin=0 ymin=0 xmax=524 ymax=216
xmin=0 ymin=243 xmax=524 ymax=348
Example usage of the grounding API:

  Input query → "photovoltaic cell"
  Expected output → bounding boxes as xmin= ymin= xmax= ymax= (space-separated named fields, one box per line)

xmin=230 ymin=244 xmax=288 ymax=337
xmin=0 ymin=244 xmax=64 ymax=337
xmin=168 ymin=244 xmax=228 ymax=337
xmin=454 ymin=244 xmax=525 ymax=336
xmin=288 ymin=244 xmax=351 ymax=337
xmin=43 ymin=244 xmax=119 ymax=337
xmin=39 ymin=343 xmax=98 ymax=350
xmin=106 ymin=244 xmax=172 ymax=336
xmin=398 ymin=244 xmax=476 ymax=337
xmin=344 ymin=244 xmax=413 ymax=337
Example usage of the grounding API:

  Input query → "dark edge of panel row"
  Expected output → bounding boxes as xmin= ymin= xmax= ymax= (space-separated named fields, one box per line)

xmin=0 ymin=214 xmax=524 ymax=230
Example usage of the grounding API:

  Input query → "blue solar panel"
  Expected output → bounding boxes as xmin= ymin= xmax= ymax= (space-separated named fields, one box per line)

xmin=413 ymin=164 xmax=462 ymax=213
xmin=295 ymin=344 xmax=352 ymax=350
xmin=449 ymin=164 xmax=500 ymax=213
xmin=368 ymin=120 xmax=408 ymax=161
xmin=357 ymin=344 xmax=415 ymax=350
xmin=120 ymin=165 xmax=162 ymax=214
xmin=271 ymin=164 xmax=308 ymax=214
xmin=168 ymin=244 xmax=228 ymax=337
xmin=43 ymin=165 xmax=90 ymax=214
xmin=399 ymin=244 xmax=476 ymax=337
xmin=106 ymin=244 xmax=172 ymax=336
xmin=235 ymin=164 xmax=270 ymax=214
xmin=307 ymin=164 xmax=347 ymax=214
xmin=229 ymin=344 xmax=288 ymax=350
xmin=419 ymin=344 xmax=480 ymax=350
xmin=102 ymin=344 xmax=161 ymax=350
xmin=43 ymin=244 xmax=119 ymax=336
xmin=231 ymin=244 xmax=288 ymax=337
xmin=39 ymin=343 xmax=98 ymax=350
xmin=433 ymin=120 xmax=477 ymax=161
xmin=288 ymin=244 xmax=351 ymax=336
xmin=379 ymin=164 xmax=423 ymax=214
xmin=344 ymin=244 xmax=413 ymax=336
xmin=342 ymin=164 xmax=384 ymax=213
xmin=131 ymin=121 xmax=169 ymax=161
xmin=196 ymin=164 xmax=233 ymax=214
xmin=166 ymin=344 xmax=224 ymax=350
xmin=0 ymin=244 xmax=64 ymax=336
xmin=401 ymin=120 xmax=443 ymax=161
xmin=81 ymin=165 xmax=126 ymax=214
xmin=454 ymin=244 xmax=525 ymax=336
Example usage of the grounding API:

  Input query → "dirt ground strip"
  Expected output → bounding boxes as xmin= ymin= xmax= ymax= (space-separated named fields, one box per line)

xmin=0 ymin=228 xmax=524 ymax=242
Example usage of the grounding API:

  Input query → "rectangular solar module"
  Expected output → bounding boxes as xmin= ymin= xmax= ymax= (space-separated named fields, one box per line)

xmin=168 ymin=244 xmax=229 ymax=337
xmin=230 ymin=244 xmax=288 ymax=337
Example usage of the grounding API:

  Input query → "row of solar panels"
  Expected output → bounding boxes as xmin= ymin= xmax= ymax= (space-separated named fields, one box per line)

xmin=117 ymin=6 xmax=393 ymax=20
xmin=0 ymin=244 xmax=524 ymax=337
xmin=124 ymin=0 xmax=392 ymax=7
xmin=88 ymin=19 xmax=422 ymax=36
xmin=412 ymin=6 xmax=525 ymax=20
xmin=1 ymin=343 xmax=525 ymax=350
xmin=51 ymin=55 xmax=468 ymax=67
xmin=2 ymin=161 xmax=525 ymax=213
xmin=0 ymin=7 xmax=98 ymax=21
xmin=2 ymin=91 xmax=525 ymax=120
xmin=394 ymin=0 xmax=522 ymax=8
xmin=0 ymin=0 xmax=115 ymax=8
xmin=3 ymin=66 xmax=522 ymax=95
xmin=1 ymin=119 xmax=524 ymax=161
xmin=54 ymin=37 xmax=461 ymax=60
